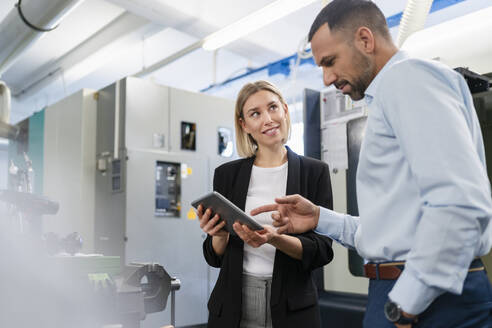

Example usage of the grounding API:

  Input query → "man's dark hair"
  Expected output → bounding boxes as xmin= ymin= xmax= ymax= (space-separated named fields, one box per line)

xmin=308 ymin=0 xmax=390 ymax=42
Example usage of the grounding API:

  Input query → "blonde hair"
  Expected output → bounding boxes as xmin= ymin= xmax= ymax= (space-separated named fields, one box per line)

xmin=234 ymin=80 xmax=291 ymax=158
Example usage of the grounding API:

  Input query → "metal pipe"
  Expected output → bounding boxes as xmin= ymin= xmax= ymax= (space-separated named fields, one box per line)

xmin=402 ymin=6 xmax=492 ymax=74
xmin=170 ymin=277 xmax=181 ymax=327
xmin=13 ymin=12 xmax=149 ymax=100
xmin=0 ymin=0 xmax=83 ymax=77
xmin=134 ymin=40 xmax=203 ymax=78
xmin=212 ymin=49 xmax=218 ymax=85
xmin=114 ymin=80 xmax=120 ymax=159
xmin=397 ymin=0 xmax=434 ymax=48
xmin=171 ymin=289 xmax=175 ymax=327
xmin=0 ymin=121 xmax=19 ymax=140
xmin=0 ymin=81 xmax=11 ymax=124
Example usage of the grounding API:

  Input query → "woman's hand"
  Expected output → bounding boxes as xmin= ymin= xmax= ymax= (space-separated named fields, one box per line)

xmin=232 ymin=223 xmax=276 ymax=248
xmin=233 ymin=223 xmax=303 ymax=260
xmin=197 ymin=204 xmax=228 ymax=238
xmin=197 ymin=204 xmax=229 ymax=256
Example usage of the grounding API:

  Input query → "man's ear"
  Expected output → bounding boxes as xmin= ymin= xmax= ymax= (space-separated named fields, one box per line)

xmin=355 ymin=27 xmax=375 ymax=54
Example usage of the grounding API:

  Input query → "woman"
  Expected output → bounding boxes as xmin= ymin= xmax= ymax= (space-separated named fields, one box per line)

xmin=197 ymin=80 xmax=334 ymax=328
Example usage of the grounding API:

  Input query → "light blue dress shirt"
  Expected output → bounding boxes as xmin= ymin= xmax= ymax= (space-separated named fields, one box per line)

xmin=316 ymin=51 xmax=492 ymax=314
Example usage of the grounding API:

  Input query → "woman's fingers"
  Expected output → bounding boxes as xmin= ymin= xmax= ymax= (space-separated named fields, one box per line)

xmin=198 ymin=208 xmax=209 ymax=228
xmin=209 ymin=220 xmax=226 ymax=236
xmin=196 ymin=204 xmax=203 ymax=220
xmin=203 ymin=213 xmax=220 ymax=231
xmin=233 ymin=222 xmax=248 ymax=240
xmin=233 ymin=223 xmax=257 ymax=245
xmin=199 ymin=208 xmax=214 ymax=226
xmin=233 ymin=223 xmax=268 ymax=247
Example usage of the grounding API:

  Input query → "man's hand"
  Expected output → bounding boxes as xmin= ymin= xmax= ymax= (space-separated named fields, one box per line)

xmin=395 ymin=312 xmax=417 ymax=328
xmin=233 ymin=223 xmax=276 ymax=248
xmin=250 ymin=194 xmax=320 ymax=234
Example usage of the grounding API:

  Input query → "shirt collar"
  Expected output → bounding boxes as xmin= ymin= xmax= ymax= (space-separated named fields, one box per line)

xmin=364 ymin=50 xmax=409 ymax=105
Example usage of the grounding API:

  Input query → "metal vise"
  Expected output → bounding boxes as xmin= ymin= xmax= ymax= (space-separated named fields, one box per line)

xmin=116 ymin=263 xmax=181 ymax=328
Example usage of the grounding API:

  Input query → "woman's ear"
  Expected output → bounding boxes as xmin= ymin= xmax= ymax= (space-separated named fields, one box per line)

xmin=239 ymin=117 xmax=250 ymax=134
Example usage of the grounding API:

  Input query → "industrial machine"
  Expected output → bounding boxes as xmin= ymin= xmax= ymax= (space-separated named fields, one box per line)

xmin=94 ymin=77 xmax=236 ymax=327
xmin=7 ymin=76 xmax=236 ymax=327
xmin=469 ymin=72 xmax=492 ymax=274
xmin=303 ymin=87 xmax=369 ymax=328
xmin=2 ymin=125 xmax=181 ymax=328
xmin=0 ymin=235 xmax=180 ymax=328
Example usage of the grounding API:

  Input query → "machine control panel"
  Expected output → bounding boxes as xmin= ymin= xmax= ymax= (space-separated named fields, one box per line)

xmin=155 ymin=161 xmax=181 ymax=217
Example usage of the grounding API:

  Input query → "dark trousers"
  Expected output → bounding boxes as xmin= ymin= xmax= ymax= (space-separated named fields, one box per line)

xmin=363 ymin=264 xmax=492 ymax=328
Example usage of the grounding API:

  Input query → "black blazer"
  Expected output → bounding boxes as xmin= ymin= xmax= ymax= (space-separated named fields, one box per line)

xmin=203 ymin=147 xmax=334 ymax=328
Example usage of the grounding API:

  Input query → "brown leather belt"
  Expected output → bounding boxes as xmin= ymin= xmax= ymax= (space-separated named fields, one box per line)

xmin=364 ymin=259 xmax=485 ymax=280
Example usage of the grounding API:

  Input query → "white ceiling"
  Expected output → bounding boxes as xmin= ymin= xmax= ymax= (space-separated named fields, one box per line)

xmin=1 ymin=0 xmax=492 ymax=122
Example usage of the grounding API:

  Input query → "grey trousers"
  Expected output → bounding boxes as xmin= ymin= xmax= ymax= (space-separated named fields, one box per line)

xmin=240 ymin=274 xmax=273 ymax=328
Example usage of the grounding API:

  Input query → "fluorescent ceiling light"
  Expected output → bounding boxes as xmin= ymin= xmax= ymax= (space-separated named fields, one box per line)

xmin=202 ymin=0 xmax=317 ymax=51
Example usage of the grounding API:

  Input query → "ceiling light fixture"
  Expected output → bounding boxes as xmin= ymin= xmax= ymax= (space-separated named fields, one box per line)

xmin=202 ymin=0 xmax=317 ymax=51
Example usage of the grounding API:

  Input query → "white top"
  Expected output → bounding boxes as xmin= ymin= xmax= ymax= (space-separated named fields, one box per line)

xmin=243 ymin=161 xmax=288 ymax=277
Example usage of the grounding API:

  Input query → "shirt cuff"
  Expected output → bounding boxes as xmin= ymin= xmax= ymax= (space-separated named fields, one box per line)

xmin=388 ymin=267 xmax=444 ymax=315
xmin=315 ymin=207 xmax=344 ymax=240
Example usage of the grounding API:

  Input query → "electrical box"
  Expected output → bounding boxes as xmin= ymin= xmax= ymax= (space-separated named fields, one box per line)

xmin=155 ymin=161 xmax=181 ymax=217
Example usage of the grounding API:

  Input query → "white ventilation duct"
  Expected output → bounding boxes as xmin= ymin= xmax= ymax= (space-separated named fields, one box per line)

xmin=397 ymin=0 xmax=433 ymax=48
xmin=0 ymin=0 xmax=83 ymax=77
xmin=0 ymin=81 xmax=11 ymax=124
xmin=402 ymin=6 xmax=492 ymax=74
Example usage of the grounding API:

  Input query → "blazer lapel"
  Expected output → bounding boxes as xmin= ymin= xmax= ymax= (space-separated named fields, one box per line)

xmin=232 ymin=156 xmax=255 ymax=211
xmin=286 ymin=146 xmax=301 ymax=196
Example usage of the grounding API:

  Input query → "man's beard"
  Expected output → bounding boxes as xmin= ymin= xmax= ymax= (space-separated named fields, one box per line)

xmin=348 ymin=48 xmax=374 ymax=101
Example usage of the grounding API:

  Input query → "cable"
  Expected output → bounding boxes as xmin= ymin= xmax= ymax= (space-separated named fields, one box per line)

xmin=60 ymin=68 xmax=67 ymax=97
xmin=296 ymin=35 xmax=313 ymax=60
xmin=289 ymin=35 xmax=312 ymax=88
xmin=15 ymin=0 xmax=59 ymax=32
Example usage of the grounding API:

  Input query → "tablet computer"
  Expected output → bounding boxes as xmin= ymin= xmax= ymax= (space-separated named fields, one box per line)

xmin=191 ymin=191 xmax=264 ymax=235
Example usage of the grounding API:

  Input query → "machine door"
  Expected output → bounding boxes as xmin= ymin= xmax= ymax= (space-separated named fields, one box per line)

xmin=303 ymin=88 xmax=368 ymax=328
xmin=125 ymin=149 xmax=209 ymax=328
xmin=346 ymin=117 xmax=367 ymax=276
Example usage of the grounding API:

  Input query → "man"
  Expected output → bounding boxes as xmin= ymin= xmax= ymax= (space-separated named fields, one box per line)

xmin=233 ymin=0 xmax=492 ymax=327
